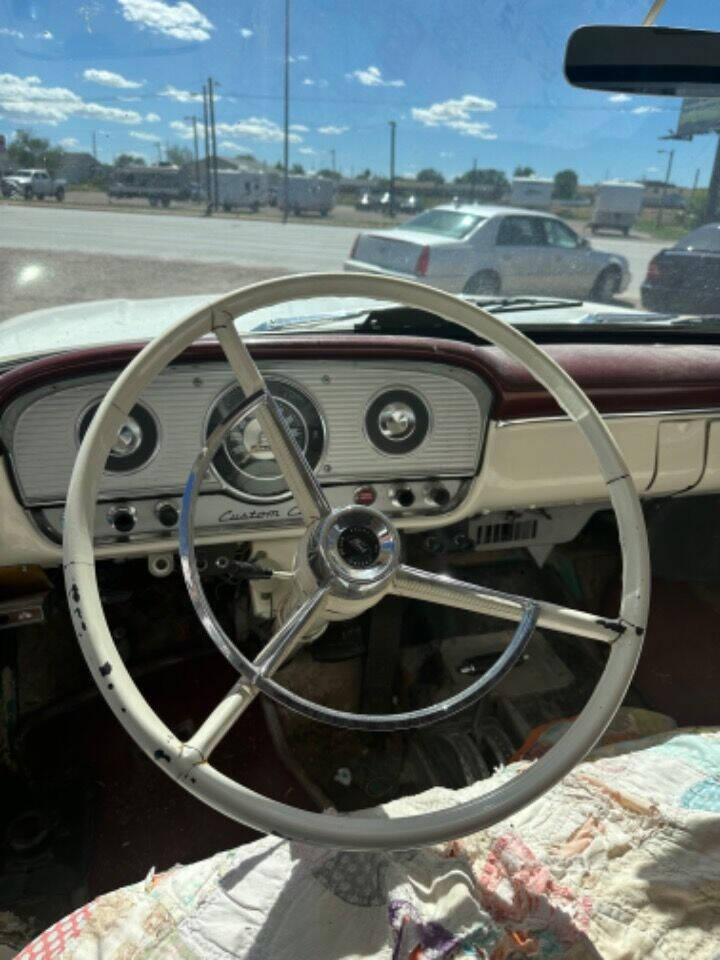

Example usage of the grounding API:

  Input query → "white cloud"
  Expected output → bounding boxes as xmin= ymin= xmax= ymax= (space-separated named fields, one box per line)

xmin=412 ymin=93 xmax=497 ymax=139
xmin=317 ymin=125 xmax=348 ymax=135
xmin=0 ymin=73 xmax=144 ymax=125
xmin=239 ymin=27 xmax=253 ymax=38
xmin=608 ymin=93 xmax=630 ymax=103
xmin=349 ymin=65 xmax=404 ymax=88
xmin=440 ymin=150 xmax=454 ymax=158
xmin=0 ymin=27 xmax=24 ymax=39
xmin=159 ymin=85 xmax=203 ymax=103
xmin=217 ymin=117 xmax=302 ymax=143
xmin=130 ymin=130 xmax=161 ymax=141
xmin=290 ymin=123 xmax=308 ymax=132
xmin=632 ymin=105 xmax=661 ymax=114
xmin=288 ymin=54 xmax=309 ymax=63
xmin=59 ymin=137 xmax=80 ymax=149
xmin=302 ymin=78 xmax=315 ymax=86
xmin=83 ymin=68 xmax=143 ymax=89
xmin=37 ymin=30 xmax=53 ymax=40
xmin=220 ymin=139 xmax=249 ymax=152
xmin=170 ymin=119 xmax=193 ymax=138
xmin=299 ymin=146 xmax=316 ymax=155
xmin=121 ymin=96 xmax=142 ymax=102
xmin=118 ymin=0 xmax=214 ymax=41
xmin=145 ymin=112 xmax=161 ymax=122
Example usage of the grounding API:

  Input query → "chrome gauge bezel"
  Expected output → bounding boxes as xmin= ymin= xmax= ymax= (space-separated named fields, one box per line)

xmin=363 ymin=386 xmax=431 ymax=455
xmin=76 ymin=397 xmax=161 ymax=475
xmin=205 ymin=375 xmax=326 ymax=503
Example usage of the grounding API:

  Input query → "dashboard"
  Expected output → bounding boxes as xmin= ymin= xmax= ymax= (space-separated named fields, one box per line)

xmin=4 ymin=333 xmax=720 ymax=568
xmin=1 ymin=357 xmax=490 ymax=547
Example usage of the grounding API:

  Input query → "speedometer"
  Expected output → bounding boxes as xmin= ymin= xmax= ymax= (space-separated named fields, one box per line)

xmin=206 ymin=377 xmax=325 ymax=502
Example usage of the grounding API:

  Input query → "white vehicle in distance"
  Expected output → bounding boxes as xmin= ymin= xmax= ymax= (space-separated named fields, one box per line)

xmin=1 ymin=168 xmax=66 ymax=201
xmin=345 ymin=203 xmax=630 ymax=301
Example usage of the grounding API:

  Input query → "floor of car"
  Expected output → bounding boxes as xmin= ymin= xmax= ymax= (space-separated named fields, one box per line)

xmin=3 ymin=653 xmax=315 ymax=938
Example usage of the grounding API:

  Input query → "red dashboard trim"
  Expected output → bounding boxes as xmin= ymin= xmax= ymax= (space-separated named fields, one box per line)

xmin=2 ymin=336 xmax=720 ymax=420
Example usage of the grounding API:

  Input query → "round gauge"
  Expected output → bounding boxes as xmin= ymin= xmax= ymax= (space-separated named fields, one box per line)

xmin=207 ymin=377 xmax=325 ymax=501
xmin=365 ymin=388 xmax=429 ymax=454
xmin=77 ymin=401 xmax=159 ymax=473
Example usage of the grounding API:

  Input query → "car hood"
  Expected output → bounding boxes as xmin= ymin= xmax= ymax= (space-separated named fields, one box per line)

xmin=0 ymin=293 xmax=664 ymax=367
xmin=0 ymin=293 xmax=388 ymax=364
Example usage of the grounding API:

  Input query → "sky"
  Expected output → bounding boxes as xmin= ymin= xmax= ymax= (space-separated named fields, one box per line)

xmin=1 ymin=0 xmax=720 ymax=186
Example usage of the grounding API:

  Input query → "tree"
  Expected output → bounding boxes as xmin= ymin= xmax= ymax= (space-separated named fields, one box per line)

xmin=166 ymin=145 xmax=193 ymax=166
xmin=317 ymin=168 xmax=341 ymax=180
xmin=454 ymin=167 xmax=508 ymax=200
xmin=416 ymin=167 xmax=445 ymax=185
xmin=9 ymin=129 xmax=64 ymax=175
xmin=358 ymin=167 xmax=373 ymax=180
xmin=514 ymin=165 xmax=534 ymax=177
xmin=115 ymin=153 xmax=145 ymax=168
xmin=553 ymin=168 xmax=578 ymax=199
xmin=290 ymin=162 xmax=305 ymax=174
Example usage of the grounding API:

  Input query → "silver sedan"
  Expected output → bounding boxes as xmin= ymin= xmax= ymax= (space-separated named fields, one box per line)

xmin=344 ymin=203 xmax=630 ymax=301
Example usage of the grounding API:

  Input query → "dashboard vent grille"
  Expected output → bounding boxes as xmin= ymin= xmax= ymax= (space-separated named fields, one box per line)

xmin=475 ymin=518 xmax=538 ymax=546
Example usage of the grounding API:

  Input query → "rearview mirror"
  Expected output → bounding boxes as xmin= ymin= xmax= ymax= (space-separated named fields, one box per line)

xmin=565 ymin=25 xmax=720 ymax=97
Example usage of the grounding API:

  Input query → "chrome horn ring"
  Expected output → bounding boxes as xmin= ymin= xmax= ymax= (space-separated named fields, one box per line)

xmin=179 ymin=387 xmax=540 ymax=731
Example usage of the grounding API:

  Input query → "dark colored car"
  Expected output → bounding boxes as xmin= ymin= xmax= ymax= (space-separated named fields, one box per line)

xmin=642 ymin=224 xmax=720 ymax=312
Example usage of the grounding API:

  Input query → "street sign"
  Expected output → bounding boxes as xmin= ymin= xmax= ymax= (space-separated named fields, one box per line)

xmin=678 ymin=98 xmax=720 ymax=137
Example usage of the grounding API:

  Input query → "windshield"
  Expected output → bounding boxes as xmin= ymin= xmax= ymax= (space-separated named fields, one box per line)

xmin=400 ymin=209 xmax=485 ymax=239
xmin=2 ymin=0 xmax=720 ymax=351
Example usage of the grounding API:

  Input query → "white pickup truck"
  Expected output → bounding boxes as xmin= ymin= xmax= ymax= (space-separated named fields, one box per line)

xmin=1 ymin=168 xmax=67 ymax=201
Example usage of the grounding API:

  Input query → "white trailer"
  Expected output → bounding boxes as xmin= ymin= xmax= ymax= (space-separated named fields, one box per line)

xmin=216 ymin=170 xmax=268 ymax=212
xmin=591 ymin=180 xmax=644 ymax=235
xmin=510 ymin=176 xmax=553 ymax=209
xmin=278 ymin=175 xmax=336 ymax=216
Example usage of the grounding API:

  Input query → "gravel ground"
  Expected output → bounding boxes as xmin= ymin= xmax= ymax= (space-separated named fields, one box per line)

xmin=1 ymin=248 xmax=289 ymax=321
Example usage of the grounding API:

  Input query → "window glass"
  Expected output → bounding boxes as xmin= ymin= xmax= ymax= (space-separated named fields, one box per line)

xmin=543 ymin=219 xmax=579 ymax=248
xmin=496 ymin=216 xmax=546 ymax=246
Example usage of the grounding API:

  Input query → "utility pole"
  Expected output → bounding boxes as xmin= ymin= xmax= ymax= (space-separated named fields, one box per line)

xmin=388 ymin=120 xmax=397 ymax=217
xmin=330 ymin=148 xmax=336 ymax=173
xmin=692 ymin=167 xmax=700 ymax=193
xmin=656 ymin=148 xmax=674 ymax=227
xmin=91 ymin=131 xmax=97 ymax=162
xmin=202 ymin=83 xmax=212 ymax=214
xmin=185 ymin=115 xmax=200 ymax=187
xmin=208 ymin=77 xmax=220 ymax=213
xmin=470 ymin=157 xmax=478 ymax=203
xmin=155 ymin=142 xmax=162 ymax=164
xmin=283 ymin=0 xmax=290 ymax=224
xmin=705 ymin=134 xmax=720 ymax=223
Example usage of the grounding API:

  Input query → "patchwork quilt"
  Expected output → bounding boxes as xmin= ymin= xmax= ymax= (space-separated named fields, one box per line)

xmin=16 ymin=716 xmax=720 ymax=960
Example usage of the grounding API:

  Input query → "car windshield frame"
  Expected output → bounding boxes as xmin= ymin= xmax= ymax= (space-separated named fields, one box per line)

xmin=399 ymin=209 xmax=486 ymax=240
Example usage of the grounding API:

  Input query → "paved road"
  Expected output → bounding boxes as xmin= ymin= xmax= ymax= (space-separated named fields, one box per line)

xmin=4 ymin=205 xmax=664 ymax=304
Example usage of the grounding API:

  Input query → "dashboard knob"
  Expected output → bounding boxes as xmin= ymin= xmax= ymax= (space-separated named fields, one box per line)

xmin=155 ymin=501 xmax=179 ymax=527
xmin=108 ymin=505 xmax=136 ymax=534
xmin=428 ymin=484 xmax=451 ymax=507
xmin=392 ymin=486 xmax=415 ymax=508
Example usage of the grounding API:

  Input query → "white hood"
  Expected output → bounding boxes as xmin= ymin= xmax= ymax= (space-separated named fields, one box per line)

xmin=0 ymin=293 xmax=382 ymax=364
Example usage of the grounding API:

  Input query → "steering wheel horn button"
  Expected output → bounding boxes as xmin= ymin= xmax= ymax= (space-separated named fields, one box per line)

xmin=337 ymin=525 xmax=381 ymax=569
xmin=312 ymin=506 xmax=401 ymax=590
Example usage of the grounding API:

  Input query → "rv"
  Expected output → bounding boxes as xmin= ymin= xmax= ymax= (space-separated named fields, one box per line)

xmin=107 ymin=164 xmax=193 ymax=207
xmin=591 ymin=180 xmax=645 ymax=235
xmin=277 ymin=175 xmax=336 ymax=216
xmin=216 ymin=170 xmax=268 ymax=212
xmin=509 ymin=176 xmax=554 ymax=209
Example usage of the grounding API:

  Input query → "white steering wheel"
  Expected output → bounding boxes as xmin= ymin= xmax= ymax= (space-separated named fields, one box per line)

xmin=63 ymin=273 xmax=649 ymax=850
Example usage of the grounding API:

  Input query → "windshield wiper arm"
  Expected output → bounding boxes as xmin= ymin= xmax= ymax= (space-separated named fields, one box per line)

xmin=467 ymin=296 xmax=584 ymax=313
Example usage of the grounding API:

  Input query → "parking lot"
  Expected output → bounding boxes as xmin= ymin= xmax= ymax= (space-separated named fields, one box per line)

xmin=2 ymin=201 xmax=664 ymax=321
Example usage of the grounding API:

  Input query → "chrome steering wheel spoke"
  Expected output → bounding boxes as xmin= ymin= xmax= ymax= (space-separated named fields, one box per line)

xmin=214 ymin=309 xmax=330 ymax=524
xmin=391 ymin=565 xmax=625 ymax=644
